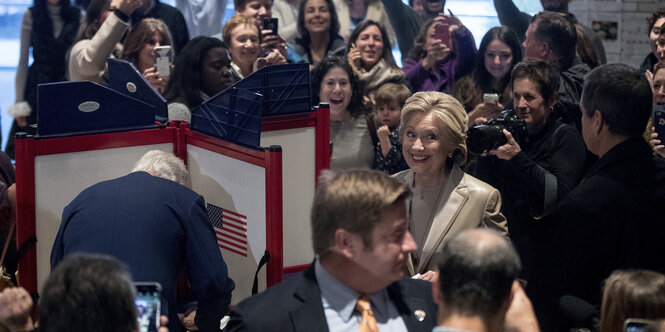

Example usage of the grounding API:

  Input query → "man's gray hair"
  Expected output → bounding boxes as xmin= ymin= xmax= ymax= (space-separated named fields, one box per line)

xmin=132 ymin=150 xmax=190 ymax=186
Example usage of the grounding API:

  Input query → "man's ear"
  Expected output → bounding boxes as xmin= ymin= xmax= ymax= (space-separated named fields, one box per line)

xmin=333 ymin=229 xmax=358 ymax=259
xmin=541 ymin=42 xmax=553 ymax=62
xmin=592 ymin=109 xmax=604 ymax=135
xmin=501 ymin=280 xmax=519 ymax=315
xmin=547 ymin=92 xmax=558 ymax=111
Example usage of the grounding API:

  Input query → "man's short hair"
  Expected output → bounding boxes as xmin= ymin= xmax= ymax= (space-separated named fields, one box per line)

xmin=40 ymin=254 xmax=137 ymax=332
xmin=437 ymin=230 xmax=521 ymax=318
xmin=511 ymin=58 xmax=560 ymax=105
xmin=234 ymin=0 xmax=271 ymax=12
xmin=532 ymin=12 xmax=577 ymax=68
xmin=311 ymin=169 xmax=410 ymax=256
xmin=132 ymin=150 xmax=190 ymax=186
xmin=582 ymin=63 xmax=653 ymax=138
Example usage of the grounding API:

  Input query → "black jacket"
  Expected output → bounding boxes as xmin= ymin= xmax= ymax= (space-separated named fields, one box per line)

xmin=527 ymin=138 xmax=665 ymax=331
xmin=226 ymin=264 xmax=437 ymax=332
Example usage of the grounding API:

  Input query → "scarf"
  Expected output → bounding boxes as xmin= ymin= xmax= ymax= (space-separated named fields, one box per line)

xmin=358 ymin=59 xmax=404 ymax=95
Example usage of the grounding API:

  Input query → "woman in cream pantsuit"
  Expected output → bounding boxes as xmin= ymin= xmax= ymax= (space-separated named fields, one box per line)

xmin=393 ymin=91 xmax=508 ymax=280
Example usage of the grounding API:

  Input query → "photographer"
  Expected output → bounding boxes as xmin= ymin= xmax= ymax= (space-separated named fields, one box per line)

xmin=474 ymin=58 xmax=586 ymax=278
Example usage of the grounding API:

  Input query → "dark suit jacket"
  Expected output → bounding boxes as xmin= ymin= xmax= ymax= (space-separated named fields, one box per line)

xmin=527 ymin=138 xmax=665 ymax=331
xmin=51 ymin=172 xmax=234 ymax=332
xmin=226 ymin=264 xmax=437 ymax=332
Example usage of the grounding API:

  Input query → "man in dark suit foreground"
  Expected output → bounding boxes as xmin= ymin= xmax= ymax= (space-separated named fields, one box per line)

xmin=527 ymin=64 xmax=665 ymax=331
xmin=227 ymin=169 xmax=437 ymax=332
xmin=51 ymin=150 xmax=234 ymax=332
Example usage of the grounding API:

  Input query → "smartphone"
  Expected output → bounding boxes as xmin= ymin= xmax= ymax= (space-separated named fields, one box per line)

xmin=135 ymin=282 xmax=162 ymax=332
xmin=434 ymin=23 xmax=450 ymax=45
xmin=263 ymin=18 xmax=278 ymax=36
xmin=154 ymin=45 xmax=173 ymax=77
xmin=655 ymin=109 xmax=665 ymax=142
xmin=624 ymin=318 xmax=654 ymax=332
xmin=483 ymin=93 xmax=499 ymax=105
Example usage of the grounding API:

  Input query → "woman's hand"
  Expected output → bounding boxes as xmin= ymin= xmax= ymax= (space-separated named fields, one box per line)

xmin=159 ymin=315 xmax=170 ymax=332
xmin=490 ymin=129 xmax=521 ymax=160
xmin=417 ymin=270 xmax=437 ymax=282
xmin=143 ymin=67 xmax=168 ymax=94
xmin=0 ymin=287 xmax=34 ymax=332
xmin=261 ymin=34 xmax=287 ymax=60
xmin=265 ymin=49 xmax=286 ymax=66
xmin=468 ymin=102 xmax=503 ymax=125
xmin=423 ymin=40 xmax=450 ymax=72
xmin=347 ymin=45 xmax=362 ymax=75
xmin=112 ymin=0 xmax=142 ymax=16
xmin=651 ymin=129 xmax=665 ymax=158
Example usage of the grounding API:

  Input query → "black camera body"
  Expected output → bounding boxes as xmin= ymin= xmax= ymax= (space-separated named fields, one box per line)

xmin=467 ymin=110 xmax=527 ymax=154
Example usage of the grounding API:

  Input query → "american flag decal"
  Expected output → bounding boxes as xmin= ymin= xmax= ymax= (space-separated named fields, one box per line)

xmin=207 ymin=203 xmax=248 ymax=257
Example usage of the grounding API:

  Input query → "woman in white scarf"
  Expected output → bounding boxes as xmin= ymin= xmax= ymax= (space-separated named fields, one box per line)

xmin=346 ymin=20 xmax=407 ymax=102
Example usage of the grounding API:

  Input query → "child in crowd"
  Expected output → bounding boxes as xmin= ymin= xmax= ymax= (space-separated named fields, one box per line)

xmin=373 ymin=83 xmax=411 ymax=174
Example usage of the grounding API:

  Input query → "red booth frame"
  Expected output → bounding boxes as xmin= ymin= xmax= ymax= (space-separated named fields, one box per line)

xmin=14 ymin=122 xmax=287 ymax=294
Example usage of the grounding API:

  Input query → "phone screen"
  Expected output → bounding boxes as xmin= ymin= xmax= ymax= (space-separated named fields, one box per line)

xmin=263 ymin=18 xmax=278 ymax=35
xmin=154 ymin=46 xmax=173 ymax=77
xmin=135 ymin=282 xmax=161 ymax=332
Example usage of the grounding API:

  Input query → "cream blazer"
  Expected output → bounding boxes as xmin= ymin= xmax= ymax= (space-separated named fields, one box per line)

xmin=333 ymin=0 xmax=396 ymax=47
xmin=394 ymin=165 xmax=509 ymax=275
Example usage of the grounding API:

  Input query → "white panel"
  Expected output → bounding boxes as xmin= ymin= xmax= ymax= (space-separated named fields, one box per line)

xmin=261 ymin=127 xmax=316 ymax=267
xmin=34 ymin=143 xmax=174 ymax=292
xmin=187 ymin=145 xmax=267 ymax=304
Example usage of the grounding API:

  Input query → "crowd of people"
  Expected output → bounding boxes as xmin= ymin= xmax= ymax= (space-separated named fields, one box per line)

xmin=1 ymin=0 xmax=665 ymax=331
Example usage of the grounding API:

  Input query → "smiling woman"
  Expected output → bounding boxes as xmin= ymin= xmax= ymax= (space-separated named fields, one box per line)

xmin=392 ymin=91 xmax=508 ymax=279
xmin=293 ymin=0 xmax=345 ymax=66
xmin=312 ymin=56 xmax=374 ymax=169
xmin=346 ymin=20 xmax=407 ymax=101
xmin=453 ymin=26 xmax=522 ymax=125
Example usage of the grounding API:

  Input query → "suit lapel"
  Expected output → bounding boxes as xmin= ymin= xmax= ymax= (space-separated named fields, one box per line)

xmin=290 ymin=266 xmax=330 ymax=332
xmin=417 ymin=166 xmax=469 ymax=272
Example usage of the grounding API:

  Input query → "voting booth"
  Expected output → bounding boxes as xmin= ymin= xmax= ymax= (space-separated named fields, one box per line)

xmin=14 ymin=63 xmax=329 ymax=304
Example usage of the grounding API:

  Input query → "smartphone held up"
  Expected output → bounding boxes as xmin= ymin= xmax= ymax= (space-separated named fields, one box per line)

xmin=135 ymin=282 xmax=162 ymax=332
xmin=154 ymin=45 xmax=173 ymax=77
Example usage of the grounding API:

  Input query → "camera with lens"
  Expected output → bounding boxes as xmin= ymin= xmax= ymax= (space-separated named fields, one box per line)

xmin=467 ymin=110 xmax=527 ymax=154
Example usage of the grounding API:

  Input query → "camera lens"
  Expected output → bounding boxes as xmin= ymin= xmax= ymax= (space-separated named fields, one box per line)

xmin=467 ymin=125 xmax=508 ymax=154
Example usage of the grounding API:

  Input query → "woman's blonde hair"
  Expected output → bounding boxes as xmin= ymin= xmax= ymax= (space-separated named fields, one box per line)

xmin=600 ymin=270 xmax=665 ymax=332
xmin=222 ymin=15 xmax=261 ymax=51
xmin=399 ymin=91 xmax=468 ymax=168
xmin=121 ymin=18 xmax=173 ymax=68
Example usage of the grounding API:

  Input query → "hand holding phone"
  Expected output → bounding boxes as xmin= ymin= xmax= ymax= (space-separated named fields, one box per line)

xmin=135 ymin=282 xmax=162 ymax=332
xmin=154 ymin=46 xmax=173 ymax=77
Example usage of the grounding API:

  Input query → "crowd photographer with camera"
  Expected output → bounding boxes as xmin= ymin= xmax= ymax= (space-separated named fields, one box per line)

xmin=472 ymin=59 xmax=586 ymax=278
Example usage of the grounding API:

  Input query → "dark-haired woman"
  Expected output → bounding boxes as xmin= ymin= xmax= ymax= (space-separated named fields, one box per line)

xmin=68 ymin=0 xmax=141 ymax=83
xmin=347 ymin=20 xmax=406 ymax=101
xmin=6 ymin=0 xmax=80 ymax=159
xmin=294 ymin=0 xmax=345 ymax=67
xmin=312 ymin=57 xmax=374 ymax=169
xmin=403 ymin=16 xmax=476 ymax=94
xmin=453 ymin=26 xmax=522 ymax=124
xmin=163 ymin=37 xmax=234 ymax=122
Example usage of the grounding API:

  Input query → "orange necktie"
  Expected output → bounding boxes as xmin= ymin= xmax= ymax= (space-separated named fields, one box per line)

xmin=356 ymin=295 xmax=379 ymax=332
